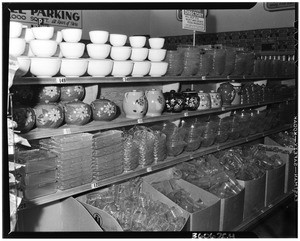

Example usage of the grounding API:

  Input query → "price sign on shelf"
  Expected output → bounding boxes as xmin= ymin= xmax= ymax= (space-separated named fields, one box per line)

xmin=182 ymin=10 xmax=207 ymax=32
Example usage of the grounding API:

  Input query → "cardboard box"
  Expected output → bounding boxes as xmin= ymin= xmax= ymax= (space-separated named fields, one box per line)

xmin=76 ymin=180 xmax=189 ymax=231
xmin=264 ymin=137 xmax=295 ymax=193
xmin=143 ymin=169 xmax=221 ymax=231
xmin=218 ymin=188 xmax=245 ymax=231
xmin=17 ymin=197 xmax=103 ymax=231
xmin=237 ymin=173 xmax=266 ymax=220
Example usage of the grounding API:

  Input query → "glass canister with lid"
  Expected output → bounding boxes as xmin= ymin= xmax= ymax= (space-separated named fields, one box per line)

xmin=177 ymin=45 xmax=200 ymax=76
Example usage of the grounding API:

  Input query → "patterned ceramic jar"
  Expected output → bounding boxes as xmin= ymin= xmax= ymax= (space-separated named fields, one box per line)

xmin=13 ymin=106 xmax=36 ymax=133
xmin=209 ymin=90 xmax=222 ymax=108
xmin=145 ymin=89 xmax=165 ymax=117
xmin=37 ymin=86 xmax=61 ymax=103
xmin=60 ymin=85 xmax=85 ymax=102
xmin=91 ymin=97 xmax=118 ymax=121
xmin=197 ymin=91 xmax=211 ymax=110
xmin=164 ymin=90 xmax=184 ymax=113
xmin=34 ymin=103 xmax=64 ymax=128
xmin=64 ymin=101 xmax=91 ymax=125
xmin=123 ymin=90 xmax=148 ymax=119
xmin=182 ymin=89 xmax=200 ymax=111
xmin=217 ymin=82 xmax=236 ymax=107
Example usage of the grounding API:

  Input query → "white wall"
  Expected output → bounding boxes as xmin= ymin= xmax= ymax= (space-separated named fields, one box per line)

xmin=80 ymin=4 xmax=296 ymax=39
xmin=149 ymin=3 xmax=295 ymax=36
xmin=81 ymin=10 xmax=150 ymax=40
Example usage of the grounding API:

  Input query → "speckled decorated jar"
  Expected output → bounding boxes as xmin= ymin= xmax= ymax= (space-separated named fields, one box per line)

xmin=34 ymin=103 xmax=64 ymax=128
xmin=209 ymin=90 xmax=222 ymax=108
xmin=182 ymin=89 xmax=200 ymax=111
xmin=197 ymin=91 xmax=211 ymax=110
xmin=217 ymin=82 xmax=236 ymax=107
xmin=145 ymin=89 xmax=165 ymax=117
xmin=91 ymin=97 xmax=117 ymax=121
xmin=13 ymin=106 xmax=36 ymax=133
xmin=37 ymin=86 xmax=61 ymax=103
xmin=64 ymin=101 xmax=92 ymax=125
xmin=123 ymin=90 xmax=148 ymax=119
xmin=60 ymin=85 xmax=85 ymax=102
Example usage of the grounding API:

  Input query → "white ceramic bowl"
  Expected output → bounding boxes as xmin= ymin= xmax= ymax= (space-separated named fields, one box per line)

xmin=149 ymin=61 xmax=168 ymax=77
xmin=148 ymin=48 xmax=167 ymax=61
xmin=130 ymin=47 xmax=149 ymax=61
xmin=60 ymin=42 xmax=85 ymax=58
xmin=87 ymin=59 xmax=113 ymax=77
xmin=31 ymin=27 xmax=54 ymax=40
xmin=112 ymin=60 xmax=133 ymax=77
xmin=16 ymin=56 xmax=31 ymax=76
xmin=61 ymin=28 xmax=82 ymax=43
xmin=109 ymin=34 xmax=127 ymax=47
xmin=129 ymin=36 xmax=147 ymax=48
xmin=110 ymin=46 xmax=132 ymax=61
xmin=30 ymin=40 xmax=58 ymax=57
xmin=89 ymin=30 xmax=109 ymax=44
xmin=23 ymin=28 xmax=35 ymax=42
xmin=131 ymin=61 xmax=151 ymax=77
xmin=87 ymin=43 xmax=111 ymax=59
xmin=149 ymin=37 xmax=165 ymax=49
xmin=60 ymin=58 xmax=88 ymax=77
xmin=30 ymin=57 xmax=61 ymax=77
xmin=9 ymin=38 xmax=26 ymax=57
xmin=10 ymin=21 xmax=23 ymax=38
xmin=52 ymin=31 xmax=63 ymax=43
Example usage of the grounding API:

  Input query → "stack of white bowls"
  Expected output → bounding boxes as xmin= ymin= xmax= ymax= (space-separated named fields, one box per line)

xmin=9 ymin=21 xmax=31 ymax=77
xmin=109 ymin=34 xmax=133 ymax=77
xmin=147 ymin=38 xmax=168 ymax=77
xmin=129 ymin=36 xmax=150 ymax=77
xmin=87 ymin=30 xmax=113 ymax=77
xmin=59 ymin=28 xmax=88 ymax=77
xmin=28 ymin=26 xmax=63 ymax=78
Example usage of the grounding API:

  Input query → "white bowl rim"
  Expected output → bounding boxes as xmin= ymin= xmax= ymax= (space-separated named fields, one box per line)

xmin=61 ymin=58 xmax=88 ymax=62
xmin=60 ymin=42 xmax=85 ymax=46
xmin=87 ymin=43 xmax=111 ymax=47
xmin=88 ymin=58 xmax=113 ymax=62
xmin=30 ymin=57 xmax=61 ymax=60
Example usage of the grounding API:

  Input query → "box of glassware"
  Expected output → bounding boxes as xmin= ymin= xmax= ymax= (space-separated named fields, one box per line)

xmin=256 ymin=144 xmax=288 ymax=207
xmin=173 ymin=158 xmax=245 ymax=231
xmin=76 ymin=177 xmax=189 ymax=232
xmin=143 ymin=168 xmax=221 ymax=231
xmin=237 ymin=173 xmax=266 ymax=220
xmin=264 ymin=136 xmax=295 ymax=193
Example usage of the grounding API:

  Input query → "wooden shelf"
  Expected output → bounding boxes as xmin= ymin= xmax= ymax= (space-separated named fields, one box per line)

xmin=19 ymin=98 xmax=294 ymax=140
xmin=13 ymin=75 xmax=295 ymax=85
xmin=17 ymin=124 xmax=292 ymax=211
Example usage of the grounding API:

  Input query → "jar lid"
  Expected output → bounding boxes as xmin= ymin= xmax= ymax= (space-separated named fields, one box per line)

xmin=231 ymin=82 xmax=242 ymax=87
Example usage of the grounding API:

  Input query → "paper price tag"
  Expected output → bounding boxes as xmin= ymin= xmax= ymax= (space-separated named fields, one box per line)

xmin=56 ymin=77 xmax=67 ymax=83
xmin=221 ymin=107 xmax=226 ymax=111
xmin=137 ymin=119 xmax=143 ymax=124
xmin=201 ymin=76 xmax=206 ymax=80
xmin=184 ymin=112 xmax=189 ymax=117
xmin=63 ymin=128 xmax=71 ymax=135
xmin=91 ymin=182 xmax=100 ymax=189
xmin=146 ymin=167 xmax=152 ymax=172
xmin=122 ymin=77 xmax=128 ymax=82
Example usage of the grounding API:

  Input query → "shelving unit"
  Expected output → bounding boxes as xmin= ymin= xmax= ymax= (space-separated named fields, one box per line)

xmin=13 ymin=74 xmax=295 ymax=233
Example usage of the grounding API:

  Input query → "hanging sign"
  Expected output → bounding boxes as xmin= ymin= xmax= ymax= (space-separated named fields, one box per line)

xmin=182 ymin=9 xmax=207 ymax=32
xmin=9 ymin=10 xmax=82 ymax=28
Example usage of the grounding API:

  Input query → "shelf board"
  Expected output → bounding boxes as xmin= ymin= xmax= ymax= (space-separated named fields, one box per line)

xmin=234 ymin=191 xmax=295 ymax=231
xmin=17 ymin=124 xmax=292 ymax=211
xmin=19 ymin=98 xmax=294 ymax=140
xmin=13 ymin=75 xmax=295 ymax=85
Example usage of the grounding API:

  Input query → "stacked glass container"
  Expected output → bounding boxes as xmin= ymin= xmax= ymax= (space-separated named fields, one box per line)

xmin=92 ymin=130 xmax=124 ymax=180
